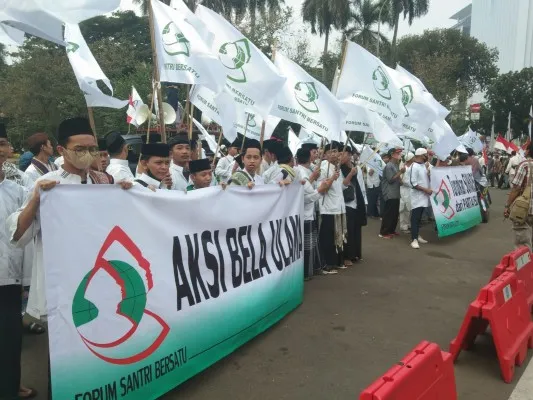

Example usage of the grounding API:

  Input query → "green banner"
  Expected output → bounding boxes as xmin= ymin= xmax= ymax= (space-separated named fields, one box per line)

xmin=430 ymin=166 xmax=482 ymax=237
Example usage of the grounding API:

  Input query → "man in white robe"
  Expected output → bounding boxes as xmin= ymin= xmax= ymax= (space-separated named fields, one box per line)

xmin=0 ymin=124 xmax=37 ymax=399
xmin=106 ymin=131 xmax=134 ymax=183
xmin=215 ymin=141 xmax=238 ymax=183
xmin=7 ymin=117 xmax=132 ymax=322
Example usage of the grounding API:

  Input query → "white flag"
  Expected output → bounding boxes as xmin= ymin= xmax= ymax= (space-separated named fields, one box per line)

xmin=170 ymin=0 xmax=214 ymax=46
xmin=288 ymin=128 xmax=300 ymax=155
xmin=458 ymin=127 xmax=483 ymax=153
xmin=192 ymin=118 xmax=220 ymax=155
xmin=337 ymin=41 xmax=404 ymax=129
xmin=263 ymin=116 xmax=281 ymax=142
xmin=2 ymin=0 xmax=120 ymax=45
xmin=396 ymin=65 xmax=449 ymax=119
xmin=64 ymin=24 xmax=128 ymax=109
xmin=189 ymin=85 xmax=237 ymax=142
xmin=0 ymin=23 xmax=25 ymax=45
xmin=389 ymin=67 xmax=440 ymax=140
xmin=126 ymin=86 xmax=144 ymax=127
xmin=271 ymin=52 xmax=346 ymax=139
xmin=151 ymin=0 xmax=226 ymax=93
xmin=366 ymin=109 xmax=403 ymax=146
xmin=195 ymin=5 xmax=286 ymax=118
xmin=428 ymin=120 xmax=461 ymax=161
xmin=360 ymin=145 xmax=386 ymax=176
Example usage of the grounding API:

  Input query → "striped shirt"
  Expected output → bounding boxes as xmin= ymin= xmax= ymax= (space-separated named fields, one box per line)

xmin=511 ymin=159 xmax=533 ymax=214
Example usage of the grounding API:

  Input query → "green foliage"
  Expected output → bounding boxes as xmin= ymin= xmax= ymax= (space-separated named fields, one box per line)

xmin=0 ymin=12 xmax=155 ymax=149
xmin=395 ymin=29 xmax=499 ymax=109
xmin=486 ymin=67 xmax=533 ymax=138
xmin=344 ymin=0 xmax=389 ymax=54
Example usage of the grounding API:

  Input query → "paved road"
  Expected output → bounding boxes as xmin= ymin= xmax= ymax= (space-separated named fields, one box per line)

xmin=21 ymin=188 xmax=531 ymax=399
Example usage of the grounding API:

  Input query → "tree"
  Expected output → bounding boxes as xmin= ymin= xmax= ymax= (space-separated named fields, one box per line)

xmin=132 ymin=0 xmax=171 ymax=16
xmin=238 ymin=6 xmax=293 ymax=59
xmin=396 ymin=29 xmax=499 ymax=109
xmin=383 ymin=0 xmax=429 ymax=61
xmin=0 ymin=12 xmax=155 ymax=149
xmin=302 ymin=0 xmax=351 ymax=81
xmin=486 ymin=67 xmax=533 ymax=139
xmin=344 ymin=0 xmax=389 ymax=54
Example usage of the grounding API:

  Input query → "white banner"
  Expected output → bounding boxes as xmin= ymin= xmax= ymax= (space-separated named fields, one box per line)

xmin=152 ymin=0 xmax=226 ymax=93
xmin=41 ymin=184 xmax=304 ymax=399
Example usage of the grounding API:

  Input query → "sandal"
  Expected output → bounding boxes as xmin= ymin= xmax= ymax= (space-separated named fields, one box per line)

xmin=24 ymin=322 xmax=46 ymax=335
xmin=18 ymin=387 xmax=37 ymax=399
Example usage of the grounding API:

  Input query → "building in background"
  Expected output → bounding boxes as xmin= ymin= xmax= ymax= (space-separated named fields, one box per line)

xmin=450 ymin=4 xmax=471 ymax=36
xmin=450 ymin=0 xmax=533 ymax=74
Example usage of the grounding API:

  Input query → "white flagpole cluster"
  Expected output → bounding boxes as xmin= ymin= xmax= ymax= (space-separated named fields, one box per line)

xmin=4 ymin=0 xmax=467 ymax=158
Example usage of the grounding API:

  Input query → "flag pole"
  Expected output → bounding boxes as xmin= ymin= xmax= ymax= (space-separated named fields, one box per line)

xmin=240 ymin=114 xmax=251 ymax=153
xmin=212 ymin=131 xmax=224 ymax=170
xmin=87 ymin=107 xmax=97 ymax=138
xmin=147 ymin=0 xmax=167 ymax=143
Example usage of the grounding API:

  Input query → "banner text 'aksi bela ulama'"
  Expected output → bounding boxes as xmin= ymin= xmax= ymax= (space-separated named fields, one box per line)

xmin=40 ymin=184 xmax=305 ymax=400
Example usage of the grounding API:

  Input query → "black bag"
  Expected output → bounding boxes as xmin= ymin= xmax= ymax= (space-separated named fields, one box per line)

xmin=343 ymin=185 xmax=356 ymax=202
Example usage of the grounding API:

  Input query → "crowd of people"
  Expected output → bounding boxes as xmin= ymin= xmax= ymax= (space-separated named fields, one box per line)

xmin=1 ymin=115 xmax=491 ymax=399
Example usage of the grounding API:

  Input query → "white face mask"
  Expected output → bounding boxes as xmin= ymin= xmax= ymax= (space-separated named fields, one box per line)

xmin=64 ymin=149 xmax=95 ymax=170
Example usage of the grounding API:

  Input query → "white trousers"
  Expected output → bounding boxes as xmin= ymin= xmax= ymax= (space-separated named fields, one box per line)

xmin=399 ymin=188 xmax=411 ymax=231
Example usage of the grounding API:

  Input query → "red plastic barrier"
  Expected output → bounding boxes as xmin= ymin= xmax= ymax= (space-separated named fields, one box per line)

xmin=359 ymin=341 xmax=457 ymax=400
xmin=490 ymin=247 xmax=533 ymax=312
xmin=450 ymin=272 xmax=533 ymax=383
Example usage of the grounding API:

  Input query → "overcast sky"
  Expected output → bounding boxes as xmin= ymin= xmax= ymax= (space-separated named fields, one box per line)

xmin=121 ymin=0 xmax=472 ymax=57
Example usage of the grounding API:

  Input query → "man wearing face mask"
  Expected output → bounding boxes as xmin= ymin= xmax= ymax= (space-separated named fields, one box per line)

xmin=409 ymin=148 xmax=432 ymax=249
xmin=7 ymin=117 xmax=132 ymax=323
xmin=90 ymin=139 xmax=114 ymax=182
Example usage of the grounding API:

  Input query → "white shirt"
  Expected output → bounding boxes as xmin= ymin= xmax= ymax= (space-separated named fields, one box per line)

xmin=400 ymin=164 xmax=413 ymax=199
xmin=26 ymin=160 xmax=57 ymax=182
xmin=317 ymin=160 xmax=345 ymax=215
xmin=259 ymin=159 xmax=270 ymax=176
xmin=366 ymin=167 xmax=380 ymax=188
xmin=241 ymin=169 xmax=265 ymax=185
xmin=6 ymin=167 xmax=101 ymax=320
xmin=215 ymin=155 xmax=235 ymax=183
xmin=54 ymin=156 xmax=64 ymax=168
xmin=506 ymin=154 xmax=522 ymax=176
xmin=170 ymin=162 xmax=189 ymax=191
xmin=106 ymin=158 xmax=134 ymax=183
xmin=1 ymin=179 xmax=27 ymax=286
xmin=134 ymin=173 xmax=165 ymax=190
xmin=409 ymin=162 xmax=430 ymax=209
xmin=295 ymin=165 xmax=321 ymax=221
xmin=263 ymin=161 xmax=281 ymax=184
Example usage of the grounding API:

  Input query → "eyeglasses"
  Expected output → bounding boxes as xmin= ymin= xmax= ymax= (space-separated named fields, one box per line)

xmin=66 ymin=146 xmax=100 ymax=156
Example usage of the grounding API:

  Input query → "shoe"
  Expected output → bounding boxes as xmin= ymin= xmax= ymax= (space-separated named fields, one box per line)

xmin=378 ymin=234 xmax=394 ymax=239
xmin=321 ymin=269 xmax=338 ymax=275
xmin=338 ymin=265 xmax=348 ymax=269
xmin=417 ymin=236 xmax=428 ymax=244
xmin=411 ymin=239 xmax=420 ymax=249
xmin=393 ymin=232 xmax=401 ymax=236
